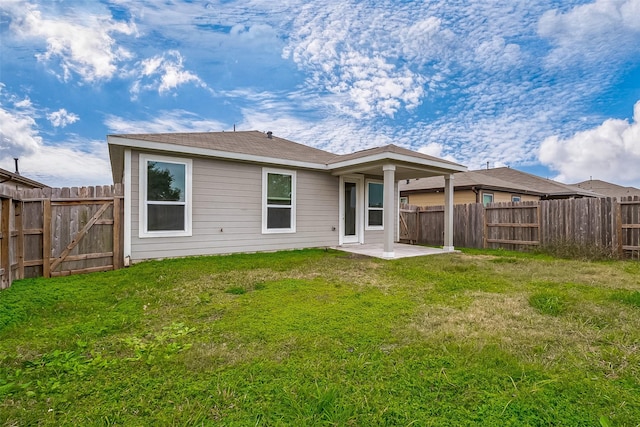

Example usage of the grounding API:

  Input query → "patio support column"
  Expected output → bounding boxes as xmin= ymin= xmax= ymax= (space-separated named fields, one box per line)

xmin=443 ymin=173 xmax=455 ymax=251
xmin=383 ymin=164 xmax=396 ymax=258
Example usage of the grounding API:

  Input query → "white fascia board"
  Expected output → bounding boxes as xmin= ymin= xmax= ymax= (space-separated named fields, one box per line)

xmin=107 ymin=136 xmax=328 ymax=171
xmin=328 ymin=152 xmax=468 ymax=174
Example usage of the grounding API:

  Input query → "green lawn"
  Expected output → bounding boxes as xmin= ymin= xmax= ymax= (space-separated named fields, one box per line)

xmin=1 ymin=248 xmax=639 ymax=426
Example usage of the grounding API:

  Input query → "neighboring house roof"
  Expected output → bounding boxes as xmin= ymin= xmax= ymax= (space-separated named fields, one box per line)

xmin=0 ymin=167 xmax=49 ymax=189
xmin=400 ymin=170 xmax=546 ymax=196
xmin=570 ymin=179 xmax=640 ymax=199
xmin=400 ymin=167 xmax=602 ymax=199
xmin=108 ymin=130 xmax=467 ymax=183
xmin=478 ymin=167 xmax=599 ymax=198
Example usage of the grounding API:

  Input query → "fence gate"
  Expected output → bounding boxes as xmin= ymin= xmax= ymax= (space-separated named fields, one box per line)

xmin=43 ymin=196 xmax=121 ymax=277
xmin=0 ymin=185 xmax=123 ymax=288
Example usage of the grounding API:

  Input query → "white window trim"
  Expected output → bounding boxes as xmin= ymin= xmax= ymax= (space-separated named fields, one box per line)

xmin=365 ymin=179 xmax=384 ymax=230
xmin=511 ymin=195 xmax=522 ymax=202
xmin=262 ymin=168 xmax=296 ymax=234
xmin=139 ymin=153 xmax=192 ymax=238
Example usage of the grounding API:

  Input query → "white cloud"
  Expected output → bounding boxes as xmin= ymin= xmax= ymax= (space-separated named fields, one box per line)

xmin=538 ymin=0 xmax=640 ymax=67
xmin=130 ymin=51 xmax=208 ymax=99
xmin=47 ymin=109 xmax=79 ymax=128
xmin=282 ymin=3 xmax=434 ymax=118
xmin=0 ymin=87 xmax=41 ymax=158
xmin=539 ymin=100 xmax=640 ymax=186
xmin=6 ymin=3 xmax=136 ymax=83
xmin=417 ymin=142 xmax=458 ymax=163
xmin=0 ymin=140 xmax=113 ymax=187
xmin=0 ymin=86 xmax=110 ymax=186
xmin=105 ymin=110 xmax=226 ymax=134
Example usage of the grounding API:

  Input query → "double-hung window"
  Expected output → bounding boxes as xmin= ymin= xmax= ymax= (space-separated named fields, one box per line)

xmin=262 ymin=168 xmax=296 ymax=233
xmin=139 ymin=154 xmax=192 ymax=237
xmin=366 ymin=181 xmax=384 ymax=229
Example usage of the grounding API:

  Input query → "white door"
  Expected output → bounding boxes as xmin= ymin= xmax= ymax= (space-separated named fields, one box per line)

xmin=340 ymin=176 xmax=363 ymax=244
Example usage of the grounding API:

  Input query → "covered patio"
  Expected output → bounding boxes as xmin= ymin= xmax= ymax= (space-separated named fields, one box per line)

xmin=327 ymin=144 xmax=467 ymax=259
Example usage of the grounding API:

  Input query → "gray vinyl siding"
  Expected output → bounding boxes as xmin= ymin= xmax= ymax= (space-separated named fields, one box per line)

xmin=130 ymin=151 xmax=339 ymax=261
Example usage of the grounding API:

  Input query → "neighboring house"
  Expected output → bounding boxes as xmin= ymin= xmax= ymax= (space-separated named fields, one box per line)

xmin=570 ymin=179 xmax=640 ymax=200
xmin=400 ymin=167 xmax=599 ymax=207
xmin=0 ymin=167 xmax=49 ymax=190
xmin=108 ymin=131 xmax=467 ymax=261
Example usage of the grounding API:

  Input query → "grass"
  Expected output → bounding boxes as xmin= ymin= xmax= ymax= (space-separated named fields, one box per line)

xmin=1 ymin=248 xmax=639 ymax=425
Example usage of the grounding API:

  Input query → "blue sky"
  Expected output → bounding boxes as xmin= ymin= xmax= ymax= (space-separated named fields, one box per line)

xmin=1 ymin=0 xmax=639 ymax=188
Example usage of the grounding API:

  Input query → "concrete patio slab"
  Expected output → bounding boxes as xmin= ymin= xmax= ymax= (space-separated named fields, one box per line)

xmin=333 ymin=243 xmax=458 ymax=259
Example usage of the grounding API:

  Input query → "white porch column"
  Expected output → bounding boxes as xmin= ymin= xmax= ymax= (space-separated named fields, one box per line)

xmin=443 ymin=173 xmax=455 ymax=251
xmin=383 ymin=164 xmax=396 ymax=258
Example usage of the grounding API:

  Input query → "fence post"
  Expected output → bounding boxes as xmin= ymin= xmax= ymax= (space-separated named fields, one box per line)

xmin=537 ymin=203 xmax=542 ymax=248
xmin=1 ymin=197 xmax=11 ymax=288
xmin=113 ymin=196 xmax=122 ymax=270
xmin=482 ymin=203 xmax=488 ymax=249
xmin=42 ymin=199 xmax=52 ymax=278
xmin=15 ymin=200 xmax=24 ymax=280
xmin=615 ymin=199 xmax=623 ymax=258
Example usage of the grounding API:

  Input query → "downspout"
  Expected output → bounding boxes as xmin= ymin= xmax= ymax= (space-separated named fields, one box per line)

xmin=472 ymin=186 xmax=480 ymax=203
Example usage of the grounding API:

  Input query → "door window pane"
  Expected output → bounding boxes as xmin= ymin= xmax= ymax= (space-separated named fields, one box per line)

xmin=345 ymin=182 xmax=356 ymax=236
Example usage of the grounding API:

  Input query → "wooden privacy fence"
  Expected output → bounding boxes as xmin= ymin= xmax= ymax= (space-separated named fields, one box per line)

xmin=0 ymin=184 xmax=123 ymax=289
xmin=400 ymin=196 xmax=640 ymax=258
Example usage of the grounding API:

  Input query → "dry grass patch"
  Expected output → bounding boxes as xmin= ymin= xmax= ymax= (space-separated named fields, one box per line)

xmin=409 ymin=292 xmax=610 ymax=368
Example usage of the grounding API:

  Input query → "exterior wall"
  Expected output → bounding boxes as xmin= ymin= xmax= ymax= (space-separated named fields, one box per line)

xmin=486 ymin=191 xmax=539 ymax=203
xmin=407 ymin=190 xmax=476 ymax=207
xmin=406 ymin=190 xmax=539 ymax=207
xmin=129 ymin=151 xmax=339 ymax=261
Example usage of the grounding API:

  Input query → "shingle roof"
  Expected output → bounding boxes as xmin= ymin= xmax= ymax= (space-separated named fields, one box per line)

xmin=479 ymin=168 xmax=598 ymax=197
xmin=0 ymin=167 xmax=48 ymax=189
xmin=400 ymin=167 xmax=602 ymax=198
xmin=570 ymin=179 xmax=640 ymax=199
xmin=108 ymin=130 xmax=467 ymax=183
xmin=400 ymin=170 xmax=544 ymax=195
xmin=327 ymin=144 xmax=463 ymax=168
xmin=110 ymin=130 xmax=336 ymax=163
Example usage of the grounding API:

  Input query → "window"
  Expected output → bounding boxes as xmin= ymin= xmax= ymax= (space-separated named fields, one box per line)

xmin=400 ymin=196 xmax=409 ymax=205
xmin=511 ymin=195 xmax=521 ymax=202
xmin=482 ymin=193 xmax=494 ymax=206
xmin=139 ymin=154 xmax=192 ymax=237
xmin=262 ymin=168 xmax=296 ymax=233
xmin=366 ymin=181 xmax=384 ymax=229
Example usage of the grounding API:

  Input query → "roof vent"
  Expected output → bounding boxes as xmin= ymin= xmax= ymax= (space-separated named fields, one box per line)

xmin=14 ymin=158 xmax=19 ymax=175
xmin=267 ymin=131 xmax=273 ymax=139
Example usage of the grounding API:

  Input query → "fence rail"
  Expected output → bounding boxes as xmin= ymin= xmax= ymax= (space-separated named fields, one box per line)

xmin=401 ymin=196 xmax=640 ymax=258
xmin=0 ymin=184 xmax=123 ymax=289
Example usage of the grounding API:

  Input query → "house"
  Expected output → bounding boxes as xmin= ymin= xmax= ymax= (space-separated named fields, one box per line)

xmin=570 ymin=179 xmax=640 ymax=200
xmin=108 ymin=131 xmax=467 ymax=262
xmin=400 ymin=167 xmax=599 ymax=207
xmin=0 ymin=166 xmax=49 ymax=190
